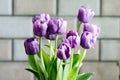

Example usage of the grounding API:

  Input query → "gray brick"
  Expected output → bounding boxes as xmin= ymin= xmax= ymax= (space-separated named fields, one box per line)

xmin=0 ymin=40 xmax=11 ymax=60
xmin=0 ymin=62 xmax=34 ymax=80
xmin=84 ymin=40 xmax=99 ymax=60
xmin=58 ymin=0 xmax=100 ymax=16
xmin=101 ymin=40 xmax=120 ymax=61
xmin=0 ymin=0 xmax=12 ymax=15
xmin=81 ymin=62 xmax=119 ymax=80
xmin=14 ymin=39 xmax=27 ymax=61
xmin=14 ymin=0 xmax=56 ymax=15
xmin=62 ymin=17 xmax=77 ymax=32
xmin=91 ymin=17 xmax=119 ymax=38
xmin=0 ymin=17 xmax=33 ymax=38
xmin=102 ymin=0 xmax=120 ymax=16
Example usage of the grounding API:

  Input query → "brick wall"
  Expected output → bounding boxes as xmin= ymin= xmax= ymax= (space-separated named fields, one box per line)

xmin=0 ymin=0 xmax=120 ymax=80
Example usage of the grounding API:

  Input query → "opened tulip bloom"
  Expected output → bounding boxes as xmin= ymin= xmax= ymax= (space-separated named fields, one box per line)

xmin=24 ymin=38 xmax=39 ymax=55
xmin=77 ymin=6 xmax=95 ymax=23
xmin=83 ymin=23 xmax=100 ymax=37
xmin=66 ymin=30 xmax=80 ymax=48
xmin=32 ymin=13 xmax=50 ymax=23
xmin=48 ymin=18 xmax=67 ymax=34
xmin=57 ymin=42 xmax=71 ymax=60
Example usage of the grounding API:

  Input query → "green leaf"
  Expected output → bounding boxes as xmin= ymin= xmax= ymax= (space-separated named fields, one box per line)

xmin=41 ymin=48 xmax=51 ymax=70
xmin=25 ymin=68 xmax=39 ymax=79
xmin=66 ymin=67 xmax=79 ymax=80
xmin=47 ymin=58 xmax=57 ymax=80
xmin=72 ymin=53 xmax=81 ymax=68
xmin=28 ymin=55 xmax=38 ymax=70
xmin=28 ymin=55 xmax=45 ymax=80
xmin=44 ymin=44 xmax=50 ymax=48
xmin=77 ymin=72 xmax=94 ymax=80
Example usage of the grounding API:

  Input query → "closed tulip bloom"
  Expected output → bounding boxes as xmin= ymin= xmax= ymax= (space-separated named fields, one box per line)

xmin=77 ymin=6 xmax=95 ymax=23
xmin=83 ymin=23 xmax=100 ymax=37
xmin=57 ymin=42 xmax=71 ymax=60
xmin=66 ymin=30 xmax=80 ymax=48
xmin=24 ymin=38 xmax=39 ymax=55
xmin=45 ymin=33 xmax=55 ymax=40
xmin=80 ymin=31 xmax=96 ymax=49
xmin=48 ymin=18 xmax=67 ymax=34
xmin=32 ymin=13 xmax=50 ymax=23
xmin=33 ymin=20 xmax=48 ymax=37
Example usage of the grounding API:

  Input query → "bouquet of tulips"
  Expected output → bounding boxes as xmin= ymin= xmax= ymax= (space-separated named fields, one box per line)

xmin=24 ymin=6 xmax=100 ymax=80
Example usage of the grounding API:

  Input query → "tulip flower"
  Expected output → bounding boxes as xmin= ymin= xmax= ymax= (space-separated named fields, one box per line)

xmin=48 ymin=18 xmax=67 ymax=35
xmin=24 ymin=38 xmax=39 ymax=55
xmin=45 ymin=33 xmax=55 ymax=40
xmin=83 ymin=23 xmax=100 ymax=37
xmin=32 ymin=13 xmax=50 ymax=24
xmin=80 ymin=31 xmax=96 ymax=49
xmin=57 ymin=42 xmax=71 ymax=60
xmin=33 ymin=20 xmax=48 ymax=37
xmin=77 ymin=6 xmax=95 ymax=23
xmin=66 ymin=30 xmax=80 ymax=48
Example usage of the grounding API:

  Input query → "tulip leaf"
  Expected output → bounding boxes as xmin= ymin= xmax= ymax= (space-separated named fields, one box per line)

xmin=28 ymin=55 xmax=45 ymax=80
xmin=66 ymin=67 xmax=79 ymax=80
xmin=41 ymin=48 xmax=50 ymax=70
xmin=76 ymin=72 xmax=94 ymax=80
xmin=44 ymin=44 xmax=50 ymax=48
xmin=28 ymin=55 xmax=38 ymax=71
xmin=72 ymin=53 xmax=81 ymax=68
xmin=25 ymin=68 xmax=40 ymax=79
xmin=47 ymin=58 xmax=57 ymax=80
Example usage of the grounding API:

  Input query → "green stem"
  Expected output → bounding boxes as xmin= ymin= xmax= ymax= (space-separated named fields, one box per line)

xmin=79 ymin=49 xmax=87 ymax=65
xmin=69 ymin=49 xmax=74 ymax=70
xmin=56 ymin=60 xmax=63 ymax=80
xmin=49 ymin=40 xmax=52 ymax=60
xmin=54 ymin=34 xmax=58 ymax=57
xmin=39 ymin=37 xmax=47 ymax=80
xmin=77 ymin=22 xmax=82 ymax=34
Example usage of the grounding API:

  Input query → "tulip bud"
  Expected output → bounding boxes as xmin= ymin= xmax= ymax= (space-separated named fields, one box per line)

xmin=77 ymin=6 xmax=95 ymax=23
xmin=83 ymin=23 xmax=100 ymax=37
xmin=32 ymin=13 xmax=50 ymax=24
xmin=33 ymin=20 xmax=48 ymax=37
xmin=24 ymin=38 xmax=39 ymax=55
xmin=80 ymin=31 xmax=96 ymax=49
xmin=66 ymin=30 xmax=80 ymax=48
xmin=45 ymin=33 xmax=55 ymax=40
xmin=57 ymin=42 xmax=71 ymax=60
xmin=48 ymin=18 xmax=67 ymax=35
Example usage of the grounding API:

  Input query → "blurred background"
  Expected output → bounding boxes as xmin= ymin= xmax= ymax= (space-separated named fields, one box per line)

xmin=0 ymin=0 xmax=120 ymax=80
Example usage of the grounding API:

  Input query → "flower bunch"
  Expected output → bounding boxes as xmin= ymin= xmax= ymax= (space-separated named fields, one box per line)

xmin=24 ymin=6 xmax=100 ymax=80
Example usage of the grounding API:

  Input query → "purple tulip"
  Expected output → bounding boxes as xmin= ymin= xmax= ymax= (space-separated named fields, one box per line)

xmin=48 ymin=18 xmax=67 ymax=34
xmin=32 ymin=13 xmax=50 ymax=24
xmin=66 ymin=30 xmax=80 ymax=48
xmin=57 ymin=42 xmax=71 ymax=60
xmin=45 ymin=33 xmax=55 ymax=40
xmin=33 ymin=20 xmax=48 ymax=37
xmin=83 ymin=23 xmax=100 ymax=37
xmin=80 ymin=31 xmax=96 ymax=49
xmin=77 ymin=6 xmax=95 ymax=23
xmin=24 ymin=38 xmax=39 ymax=55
